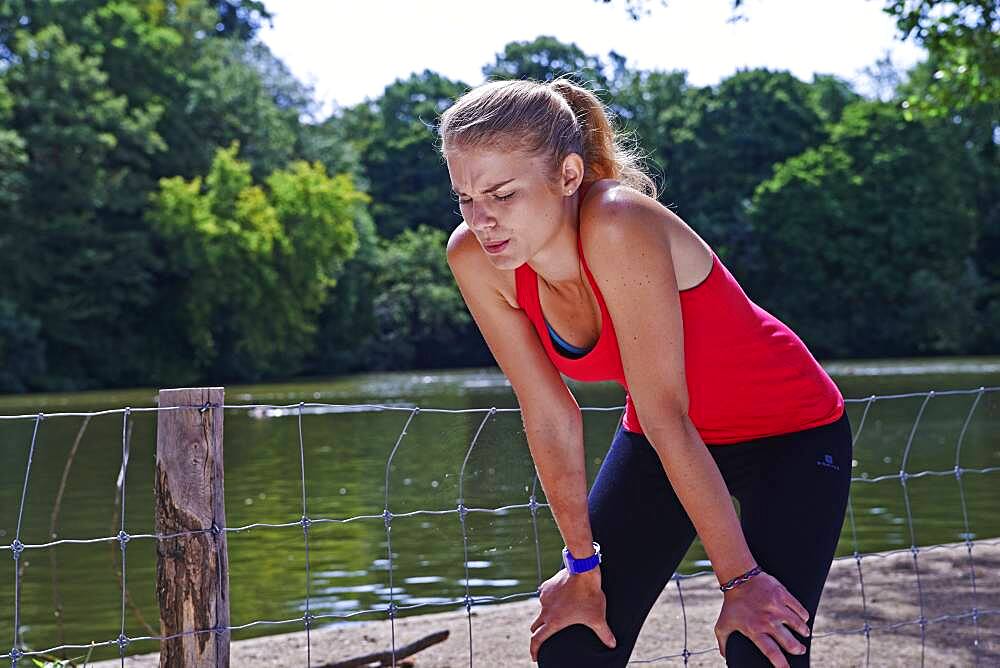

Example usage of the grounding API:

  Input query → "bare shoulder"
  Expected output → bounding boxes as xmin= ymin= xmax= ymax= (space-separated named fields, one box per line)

xmin=446 ymin=222 xmax=519 ymax=308
xmin=446 ymin=220 xmax=581 ymax=424
xmin=579 ymin=180 xmax=713 ymax=289
xmin=579 ymin=180 xmax=669 ymax=244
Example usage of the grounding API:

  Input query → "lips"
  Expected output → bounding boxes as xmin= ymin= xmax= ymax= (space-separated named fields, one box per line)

xmin=483 ymin=239 xmax=509 ymax=253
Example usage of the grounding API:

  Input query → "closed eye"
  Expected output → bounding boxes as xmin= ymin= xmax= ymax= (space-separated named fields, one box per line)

xmin=454 ymin=192 xmax=515 ymax=204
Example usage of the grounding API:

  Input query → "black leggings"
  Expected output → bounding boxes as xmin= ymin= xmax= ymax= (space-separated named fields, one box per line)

xmin=538 ymin=410 xmax=853 ymax=667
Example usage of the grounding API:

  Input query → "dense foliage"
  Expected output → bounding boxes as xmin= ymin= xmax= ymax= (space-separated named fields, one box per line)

xmin=0 ymin=1 xmax=995 ymax=393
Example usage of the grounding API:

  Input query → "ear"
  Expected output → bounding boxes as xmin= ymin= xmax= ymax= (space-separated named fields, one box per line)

xmin=559 ymin=153 xmax=585 ymax=196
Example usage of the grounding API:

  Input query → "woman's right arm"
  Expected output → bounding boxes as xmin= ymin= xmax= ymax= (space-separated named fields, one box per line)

xmin=446 ymin=224 xmax=596 ymax=560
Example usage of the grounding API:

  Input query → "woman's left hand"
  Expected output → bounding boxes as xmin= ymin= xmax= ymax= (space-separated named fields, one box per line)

xmin=529 ymin=567 xmax=617 ymax=662
xmin=713 ymin=571 xmax=811 ymax=667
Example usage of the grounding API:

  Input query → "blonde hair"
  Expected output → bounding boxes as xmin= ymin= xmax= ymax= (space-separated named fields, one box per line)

xmin=438 ymin=76 xmax=656 ymax=197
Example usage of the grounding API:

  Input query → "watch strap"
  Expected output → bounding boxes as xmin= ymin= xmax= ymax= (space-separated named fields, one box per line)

xmin=562 ymin=542 xmax=602 ymax=574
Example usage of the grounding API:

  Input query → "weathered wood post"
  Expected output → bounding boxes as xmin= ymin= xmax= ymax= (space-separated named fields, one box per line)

xmin=155 ymin=387 xmax=230 ymax=667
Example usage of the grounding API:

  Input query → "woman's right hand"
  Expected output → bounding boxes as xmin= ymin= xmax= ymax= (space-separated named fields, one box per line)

xmin=713 ymin=571 xmax=811 ymax=667
xmin=529 ymin=567 xmax=617 ymax=662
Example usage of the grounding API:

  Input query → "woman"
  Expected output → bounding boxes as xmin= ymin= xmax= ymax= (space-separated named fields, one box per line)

xmin=440 ymin=77 xmax=852 ymax=667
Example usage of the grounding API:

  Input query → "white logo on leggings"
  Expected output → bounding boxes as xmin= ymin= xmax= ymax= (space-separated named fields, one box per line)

xmin=817 ymin=454 xmax=840 ymax=471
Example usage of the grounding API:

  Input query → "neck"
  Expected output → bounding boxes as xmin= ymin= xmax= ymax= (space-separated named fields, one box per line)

xmin=530 ymin=192 xmax=585 ymax=289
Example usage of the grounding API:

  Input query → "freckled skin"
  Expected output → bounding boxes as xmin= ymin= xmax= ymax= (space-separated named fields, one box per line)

xmin=445 ymin=146 xmax=588 ymax=288
xmin=448 ymin=141 xmax=820 ymax=664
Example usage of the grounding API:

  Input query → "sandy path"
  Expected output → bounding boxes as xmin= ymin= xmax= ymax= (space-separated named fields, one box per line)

xmin=101 ymin=539 xmax=998 ymax=666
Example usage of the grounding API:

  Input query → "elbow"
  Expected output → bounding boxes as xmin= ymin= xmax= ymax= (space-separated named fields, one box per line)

xmin=634 ymin=397 xmax=689 ymax=436
xmin=644 ymin=413 xmax=689 ymax=438
xmin=523 ymin=402 xmax=582 ymax=439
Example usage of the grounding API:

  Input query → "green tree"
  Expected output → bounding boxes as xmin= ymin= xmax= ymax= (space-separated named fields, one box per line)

xmin=595 ymin=0 xmax=997 ymax=115
xmin=882 ymin=0 xmax=998 ymax=114
xmin=0 ymin=0 xmax=342 ymax=390
xmin=304 ymin=207 xmax=381 ymax=375
xmin=806 ymin=74 xmax=861 ymax=128
xmin=0 ymin=299 xmax=47 ymax=393
xmin=663 ymin=69 xmax=832 ymax=269
xmin=3 ymin=24 xmax=166 ymax=389
xmin=747 ymin=101 xmax=980 ymax=357
xmin=209 ymin=0 xmax=272 ymax=41
xmin=0 ymin=79 xmax=43 ymax=393
xmin=482 ymin=35 xmax=611 ymax=91
xmin=0 ymin=76 xmax=26 ymax=259
xmin=298 ymin=112 xmax=366 ymax=183
xmin=338 ymin=70 xmax=469 ymax=239
xmin=3 ymin=1 xmax=306 ymax=180
xmin=147 ymin=143 xmax=363 ymax=382
xmin=366 ymin=226 xmax=473 ymax=370
xmin=177 ymin=37 xmax=301 ymax=179
xmin=895 ymin=56 xmax=1000 ymax=354
xmin=0 ymin=0 xmax=271 ymax=48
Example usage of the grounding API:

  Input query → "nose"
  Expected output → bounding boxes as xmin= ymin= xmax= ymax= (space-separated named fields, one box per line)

xmin=466 ymin=200 xmax=496 ymax=231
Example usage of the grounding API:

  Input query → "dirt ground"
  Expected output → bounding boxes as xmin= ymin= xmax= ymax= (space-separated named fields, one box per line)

xmin=100 ymin=539 xmax=998 ymax=666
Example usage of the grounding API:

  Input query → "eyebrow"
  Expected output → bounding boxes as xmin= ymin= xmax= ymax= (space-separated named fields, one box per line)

xmin=451 ymin=178 xmax=516 ymax=196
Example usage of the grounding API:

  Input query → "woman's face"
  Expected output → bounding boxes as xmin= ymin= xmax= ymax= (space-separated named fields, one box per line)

xmin=445 ymin=145 xmax=570 ymax=270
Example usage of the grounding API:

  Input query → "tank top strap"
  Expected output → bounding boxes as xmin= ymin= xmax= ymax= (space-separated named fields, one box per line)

xmin=577 ymin=228 xmax=612 ymax=323
xmin=514 ymin=259 xmax=538 ymax=315
xmin=515 ymin=181 xmax=602 ymax=319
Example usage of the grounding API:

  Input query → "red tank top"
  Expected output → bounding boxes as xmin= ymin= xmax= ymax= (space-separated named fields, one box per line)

xmin=514 ymin=232 xmax=844 ymax=445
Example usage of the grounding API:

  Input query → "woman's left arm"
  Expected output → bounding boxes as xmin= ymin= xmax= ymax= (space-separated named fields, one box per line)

xmin=582 ymin=189 xmax=756 ymax=581
xmin=583 ymin=187 xmax=810 ymax=666
xmin=630 ymin=413 xmax=811 ymax=666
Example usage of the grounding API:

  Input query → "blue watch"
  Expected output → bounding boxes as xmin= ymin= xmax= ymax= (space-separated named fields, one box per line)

xmin=562 ymin=542 xmax=602 ymax=575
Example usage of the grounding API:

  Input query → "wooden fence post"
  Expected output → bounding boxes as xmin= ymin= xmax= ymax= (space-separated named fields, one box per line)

xmin=155 ymin=387 xmax=230 ymax=667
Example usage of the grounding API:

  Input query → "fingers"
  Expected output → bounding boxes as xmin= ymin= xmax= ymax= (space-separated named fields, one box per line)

xmin=750 ymin=632 xmax=791 ymax=668
xmin=717 ymin=615 xmax=808 ymax=664
xmin=714 ymin=625 xmax=730 ymax=658
xmin=769 ymin=594 xmax=809 ymax=658
xmin=719 ymin=625 xmax=803 ymax=667
xmin=529 ymin=622 xmax=559 ymax=662
xmin=591 ymin=619 xmax=617 ymax=649
xmin=529 ymin=617 xmax=617 ymax=660
xmin=770 ymin=621 xmax=808 ymax=658
xmin=782 ymin=592 xmax=810 ymax=624
xmin=781 ymin=605 xmax=811 ymax=639
xmin=777 ymin=591 xmax=811 ymax=639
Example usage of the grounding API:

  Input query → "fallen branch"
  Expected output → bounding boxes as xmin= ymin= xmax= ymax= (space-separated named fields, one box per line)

xmin=320 ymin=629 xmax=450 ymax=668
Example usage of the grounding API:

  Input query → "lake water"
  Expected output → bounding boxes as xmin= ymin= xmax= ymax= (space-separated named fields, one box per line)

xmin=1 ymin=358 xmax=998 ymax=661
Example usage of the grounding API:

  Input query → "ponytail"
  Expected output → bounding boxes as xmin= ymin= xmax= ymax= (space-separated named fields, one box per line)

xmin=439 ymin=76 xmax=656 ymax=198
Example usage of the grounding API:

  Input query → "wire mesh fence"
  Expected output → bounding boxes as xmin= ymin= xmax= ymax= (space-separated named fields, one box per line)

xmin=1 ymin=385 xmax=998 ymax=666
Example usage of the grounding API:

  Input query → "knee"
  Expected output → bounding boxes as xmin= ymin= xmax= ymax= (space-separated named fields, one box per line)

xmin=724 ymin=631 xmax=812 ymax=667
xmin=537 ymin=623 xmax=628 ymax=667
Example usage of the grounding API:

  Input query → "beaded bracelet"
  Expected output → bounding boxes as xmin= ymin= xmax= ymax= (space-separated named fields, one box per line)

xmin=719 ymin=566 xmax=762 ymax=592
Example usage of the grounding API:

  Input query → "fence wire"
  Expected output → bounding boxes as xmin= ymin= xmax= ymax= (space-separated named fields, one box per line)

xmin=1 ymin=385 xmax=998 ymax=666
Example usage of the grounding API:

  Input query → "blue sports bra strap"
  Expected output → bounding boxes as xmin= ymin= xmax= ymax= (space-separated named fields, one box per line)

xmin=545 ymin=318 xmax=591 ymax=355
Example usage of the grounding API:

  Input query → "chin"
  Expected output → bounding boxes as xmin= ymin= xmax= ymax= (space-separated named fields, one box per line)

xmin=488 ymin=255 xmax=521 ymax=271
xmin=481 ymin=241 xmax=519 ymax=268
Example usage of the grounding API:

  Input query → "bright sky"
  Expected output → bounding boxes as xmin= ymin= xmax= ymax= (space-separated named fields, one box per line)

xmin=258 ymin=0 xmax=925 ymax=115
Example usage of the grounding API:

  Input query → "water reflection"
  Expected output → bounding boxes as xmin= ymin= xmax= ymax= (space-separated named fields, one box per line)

xmin=0 ymin=359 xmax=997 ymax=661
